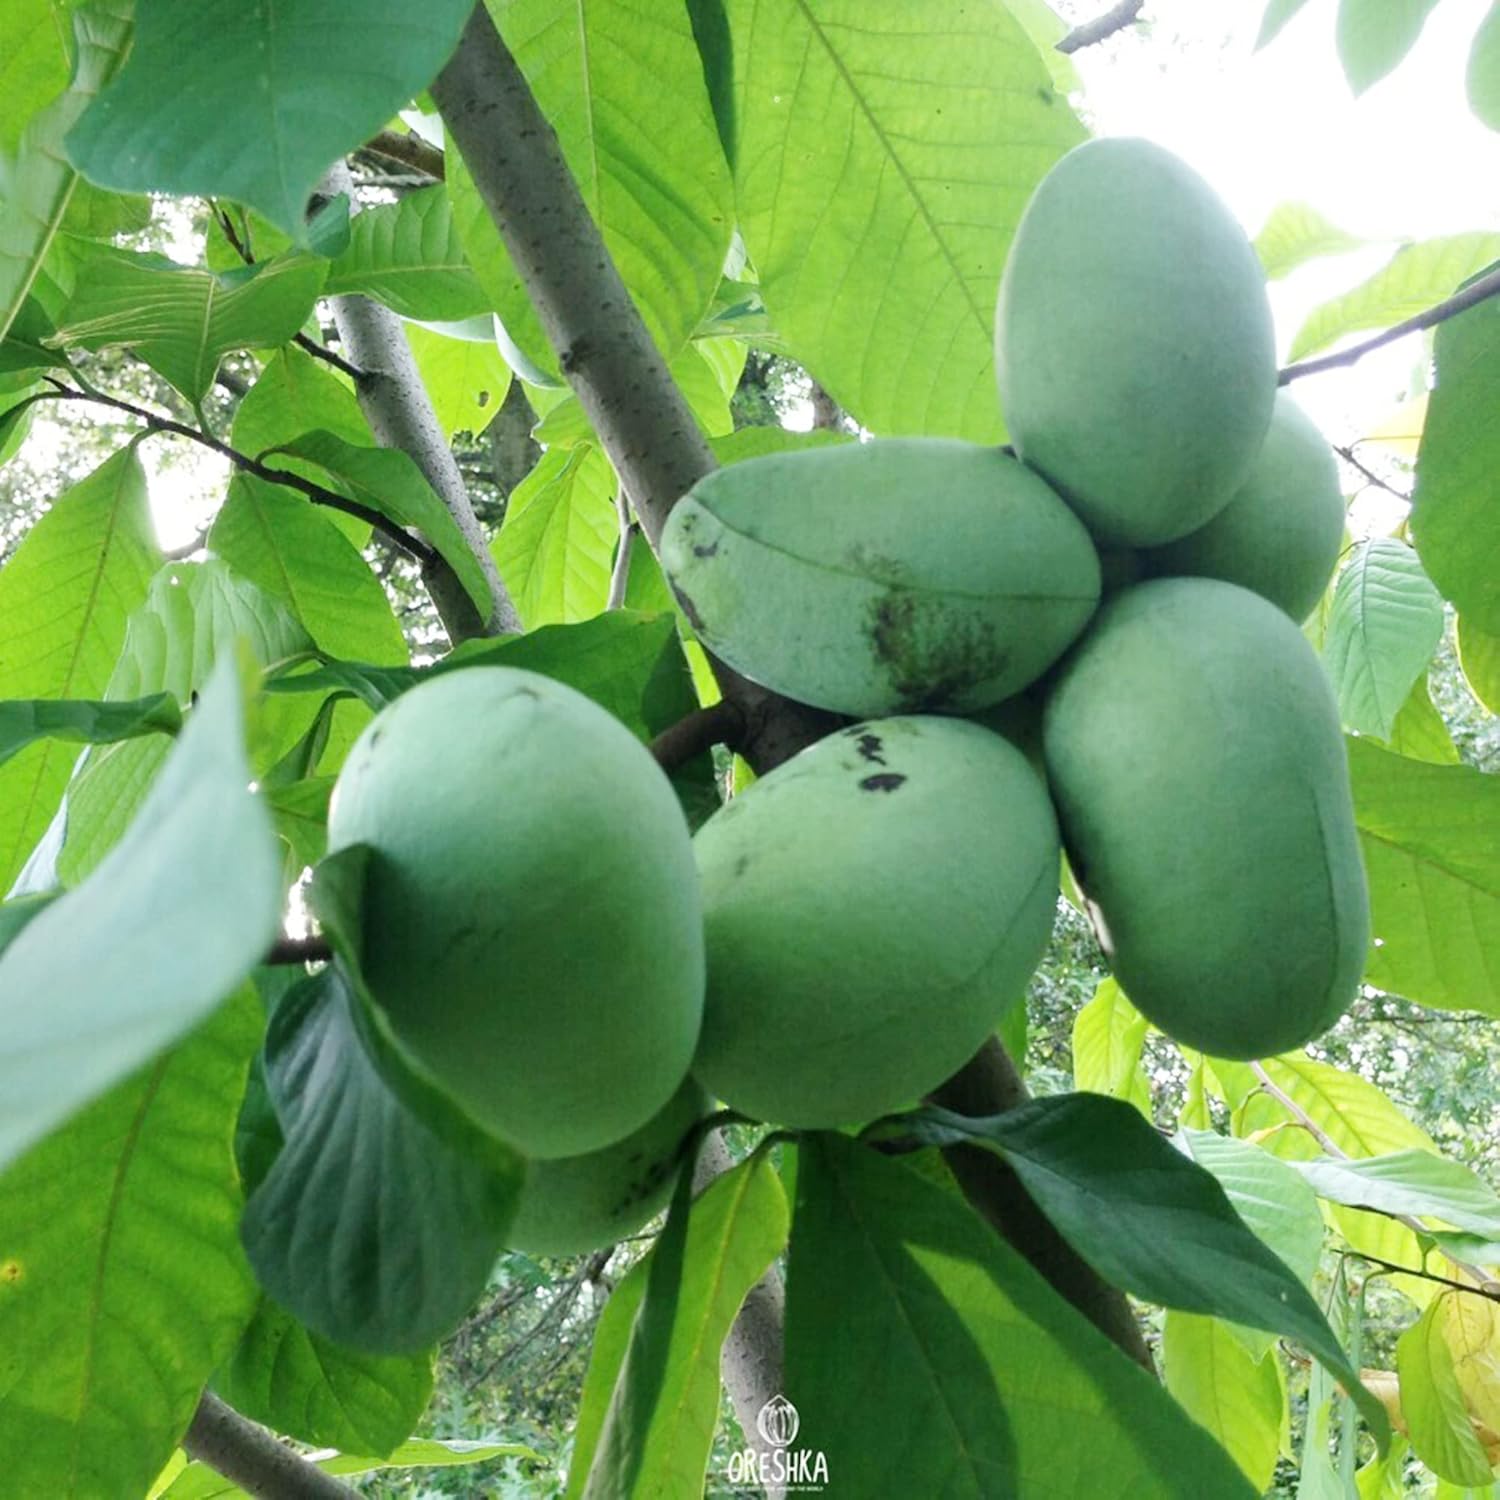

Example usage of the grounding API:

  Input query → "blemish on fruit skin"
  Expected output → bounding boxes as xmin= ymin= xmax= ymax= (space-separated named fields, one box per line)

xmin=853 ymin=733 xmax=885 ymax=765
xmin=859 ymin=773 xmax=907 ymax=793
xmin=732 ymin=853 xmax=751 ymax=878
xmin=691 ymin=539 xmax=719 ymax=558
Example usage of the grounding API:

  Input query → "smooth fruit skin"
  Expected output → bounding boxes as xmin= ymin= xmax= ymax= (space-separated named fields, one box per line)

xmin=327 ymin=667 xmax=704 ymax=1160
xmin=660 ymin=439 xmax=1100 ymax=717
xmin=1041 ymin=578 xmax=1370 ymax=1059
xmin=691 ymin=716 xmax=1059 ymax=1127
xmin=995 ymin=137 xmax=1276 ymax=546
xmin=1143 ymin=391 xmax=1346 ymax=622
xmin=506 ymin=1077 xmax=709 ymax=1256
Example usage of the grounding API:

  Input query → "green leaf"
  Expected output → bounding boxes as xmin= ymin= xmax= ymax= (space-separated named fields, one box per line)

xmin=998 ymin=0 xmax=1082 ymax=93
xmin=1296 ymin=1150 xmax=1500 ymax=1237
xmin=1399 ymin=1294 xmax=1496 ymax=1484
xmin=272 ymin=430 xmax=493 ymax=620
xmin=0 ymin=655 xmax=281 ymax=1171
xmin=65 ymin=0 xmax=475 ymax=242
xmin=1336 ymin=0 xmax=1444 ymax=95
xmin=0 ymin=444 xmax=158 ymax=891
xmin=446 ymin=0 xmax=733 ymax=373
xmin=1324 ymin=538 xmax=1445 ymax=738
xmin=215 ymin=1297 xmax=434 ymax=1457
xmin=565 ymin=1261 xmax=650 ymax=1500
xmin=1254 ymin=200 xmax=1369 ymax=279
xmin=1351 ymin=737 xmax=1500 ymax=1016
xmin=1468 ymin=2 xmax=1500 ymax=131
xmin=1069 ymin=976 xmax=1150 ymax=1117
xmin=0 ymin=0 xmax=131 ymax=343
xmin=240 ymin=965 xmax=523 ymax=1354
xmin=230 ymin=345 xmax=371 ymax=459
xmin=1458 ymin=616 xmax=1500 ymax=712
xmin=786 ymin=1134 xmax=1259 ymax=1497
xmin=491 ymin=445 xmax=617 ymax=628
xmin=1378 ymin=674 xmax=1460 ymax=764
xmin=707 ymin=425 xmax=853 ymax=465
xmin=730 ymin=0 xmax=1085 ymax=441
xmin=48 ymin=244 xmax=327 ymax=402
xmin=61 ymin=180 xmax=152 ymax=239
xmin=209 ymin=476 xmax=408 ymax=664
xmin=0 ymin=993 xmax=261 ymax=1498
xmin=1412 ymin=287 xmax=1500 ymax=633
xmin=325 ymin=186 xmax=489 ymax=321
xmin=579 ymin=1155 xmax=789 ymax=1499
xmin=906 ymin=1094 xmax=1387 ymax=1443
xmin=1164 ymin=1312 xmax=1286 ymax=1493
xmin=0 ymin=691 xmax=179 ymax=769
xmin=1289 ymin=233 xmax=1500 ymax=362
xmin=405 ymin=322 xmax=512 ymax=440
xmin=0 ymin=0 xmax=72 ymax=154
xmin=1257 ymin=0 xmax=1316 ymax=49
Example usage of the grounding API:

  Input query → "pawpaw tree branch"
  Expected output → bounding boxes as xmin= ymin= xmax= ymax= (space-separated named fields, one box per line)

xmin=184 ymin=1391 xmax=362 ymax=1500
xmin=1057 ymin=0 xmax=1145 ymax=54
xmin=362 ymin=128 xmax=446 ymax=182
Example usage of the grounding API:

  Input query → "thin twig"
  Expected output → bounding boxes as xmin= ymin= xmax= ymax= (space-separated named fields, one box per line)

xmin=1057 ymin=0 xmax=1145 ymax=53
xmin=649 ymin=700 xmax=745 ymax=774
xmin=162 ymin=527 xmax=210 ymax=561
xmin=33 ymin=381 xmax=436 ymax=565
xmin=606 ymin=487 xmax=634 ymax=611
xmin=184 ymin=1392 xmax=362 ymax=1500
xmin=363 ymin=128 xmax=446 ymax=181
xmin=265 ymin=935 xmax=332 ymax=965
xmin=1336 ymin=1248 xmax=1500 ymax=1302
xmin=1279 ymin=261 xmax=1500 ymax=385
xmin=1334 ymin=444 xmax=1413 ymax=505
xmin=294 ymin=331 xmax=363 ymax=382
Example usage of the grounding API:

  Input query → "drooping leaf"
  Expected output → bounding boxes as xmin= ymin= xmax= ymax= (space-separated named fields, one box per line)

xmin=47 ymin=244 xmax=327 ymax=402
xmin=898 ymin=1095 xmax=1387 ymax=1442
xmin=59 ymin=179 xmax=152 ymax=239
xmin=1070 ymin=976 xmax=1151 ymax=1117
xmin=1411 ymin=288 xmax=1500 ymax=633
xmin=1469 ymin=2 xmax=1500 ymax=131
xmin=0 ymin=0 xmax=72 ymax=154
xmin=0 ymin=0 xmax=131 ymax=343
xmin=209 ymin=476 xmax=408 ymax=664
xmin=1399 ymin=1294 xmax=1496 ymax=1484
xmin=1336 ymin=0 xmax=1444 ymax=95
xmin=491 ymin=445 xmax=618 ymax=627
xmin=230 ymin=345 xmax=371 ymax=459
xmin=0 ymin=654 xmax=280 ymax=1171
xmin=1323 ymin=538 xmax=1445 ymax=738
xmin=1378 ymin=675 xmax=1460 ymax=765
xmin=565 ymin=1260 xmax=649 ymax=1500
xmin=1257 ymin=0 xmax=1316 ymax=49
xmin=215 ymin=1297 xmax=434 ymax=1458
xmin=240 ymin=964 xmax=523 ymax=1354
xmin=1458 ymin=616 xmax=1500 ymax=712
xmin=785 ymin=1134 xmax=1259 ymax=1497
xmin=1295 ymin=1151 xmax=1500 ymax=1239
xmin=0 ymin=993 xmax=261 ymax=1498
xmin=0 ymin=691 xmax=179 ymax=770
xmin=1442 ymin=1289 xmax=1500 ymax=1451
xmin=1164 ymin=1312 xmax=1286 ymax=1492
xmin=1289 ymin=233 xmax=1500 ymax=363
xmin=1350 ymin=737 xmax=1500 ymax=1017
xmin=66 ymin=0 xmax=475 ymax=241
xmin=1254 ymin=200 xmax=1369 ymax=279
xmin=325 ymin=186 xmax=489 ymax=321
xmin=730 ymin=0 xmax=1085 ymax=440
xmin=0 ymin=444 xmax=158 ymax=892
xmin=405 ymin=322 xmax=512 ymax=440
xmin=579 ymin=1155 xmax=789 ymax=1499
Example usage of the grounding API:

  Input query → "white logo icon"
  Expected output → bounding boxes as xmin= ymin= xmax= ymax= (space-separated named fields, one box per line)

xmin=756 ymin=1393 xmax=800 ymax=1449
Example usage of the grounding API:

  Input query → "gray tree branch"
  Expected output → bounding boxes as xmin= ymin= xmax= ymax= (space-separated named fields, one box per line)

xmin=184 ymin=1391 xmax=362 ymax=1500
xmin=1057 ymin=0 xmax=1145 ymax=54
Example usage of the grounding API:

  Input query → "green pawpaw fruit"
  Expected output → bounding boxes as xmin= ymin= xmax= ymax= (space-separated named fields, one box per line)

xmin=327 ymin=667 xmax=704 ymax=1159
xmin=1143 ymin=392 xmax=1345 ymax=622
xmin=507 ymin=1077 xmax=709 ymax=1256
xmin=692 ymin=716 xmax=1058 ymax=1127
xmin=995 ymin=137 xmax=1276 ymax=546
xmin=1041 ymin=578 xmax=1369 ymax=1059
xmin=660 ymin=439 xmax=1100 ymax=717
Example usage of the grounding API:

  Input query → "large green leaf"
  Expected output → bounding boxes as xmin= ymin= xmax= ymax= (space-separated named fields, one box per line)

xmin=1257 ymin=0 xmax=1316 ymax=49
xmin=785 ymin=1134 xmax=1259 ymax=1497
xmin=230 ymin=345 xmax=371 ymax=459
xmin=47 ymin=244 xmax=327 ymax=402
xmin=1457 ymin=616 xmax=1500 ymax=712
xmin=1296 ymin=1150 xmax=1500 ymax=1237
xmin=1163 ymin=1312 xmax=1285 ymax=1493
xmin=325 ymin=186 xmax=488 ymax=321
xmin=445 ymin=0 xmax=733 ymax=374
xmin=405 ymin=323 xmax=512 ymax=441
xmin=0 ymin=655 xmax=280 ymax=1171
xmin=1289 ymin=233 xmax=1500 ymax=362
xmin=0 ymin=0 xmax=72 ymax=154
xmin=1350 ymin=737 xmax=1500 ymax=1016
xmin=1379 ymin=675 xmax=1460 ymax=765
xmin=214 ymin=1297 xmax=434 ymax=1458
xmin=209 ymin=476 xmax=408 ymax=664
xmin=902 ymin=1095 xmax=1386 ymax=1442
xmin=0 ymin=0 xmax=131 ymax=343
xmin=0 ymin=444 xmax=158 ymax=892
xmin=1323 ymin=538 xmax=1445 ymax=738
xmin=240 ymin=964 xmax=523 ymax=1354
xmin=1411 ymin=289 xmax=1500 ymax=633
xmin=1254 ymin=200 xmax=1369 ymax=279
xmin=578 ymin=1156 xmax=788 ymax=1499
xmin=1069 ymin=976 xmax=1150 ymax=1117
xmin=1399 ymin=1294 xmax=1495 ymax=1485
xmin=0 ymin=993 xmax=261 ymax=1498
xmin=1336 ymin=0 xmax=1444 ymax=95
xmin=65 ymin=0 xmax=474 ymax=241
xmin=1469 ymin=1 xmax=1500 ymax=131
xmin=0 ymin=692 xmax=179 ymax=770
xmin=729 ymin=0 xmax=1084 ymax=441
xmin=491 ymin=444 xmax=618 ymax=628
xmin=564 ymin=1261 xmax=649 ymax=1500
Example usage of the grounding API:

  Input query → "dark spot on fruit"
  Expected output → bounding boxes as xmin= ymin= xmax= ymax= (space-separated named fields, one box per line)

xmin=869 ymin=590 xmax=1011 ymax=712
xmin=853 ymin=733 xmax=885 ymax=765
xmin=370 ymin=728 xmax=384 ymax=748
xmin=859 ymin=773 xmax=907 ymax=793
xmin=692 ymin=540 xmax=719 ymax=558
xmin=676 ymin=588 xmax=705 ymax=632
xmin=733 ymin=853 xmax=751 ymax=877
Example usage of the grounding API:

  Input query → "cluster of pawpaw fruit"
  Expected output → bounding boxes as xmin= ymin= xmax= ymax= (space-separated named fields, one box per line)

xmin=324 ymin=136 xmax=1369 ymax=1258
